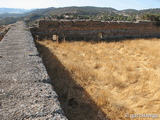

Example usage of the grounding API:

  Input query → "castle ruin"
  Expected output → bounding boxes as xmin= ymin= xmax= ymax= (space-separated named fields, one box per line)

xmin=31 ymin=20 xmax=160 ymax=42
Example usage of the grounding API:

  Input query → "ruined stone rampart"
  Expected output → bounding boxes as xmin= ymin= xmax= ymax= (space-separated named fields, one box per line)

xmin=31 ymin=20 xmax=160 ymax=41
xmin=0 ymin=21 xmax=67 ymax=120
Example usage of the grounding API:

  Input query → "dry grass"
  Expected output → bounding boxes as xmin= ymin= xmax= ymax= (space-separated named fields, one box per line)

xmin=37 ymin=38 xmax=160 ymax=120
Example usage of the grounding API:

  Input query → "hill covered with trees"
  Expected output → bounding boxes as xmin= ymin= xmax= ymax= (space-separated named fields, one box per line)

xmin=0 ymin=6 xmax=160 ymax=25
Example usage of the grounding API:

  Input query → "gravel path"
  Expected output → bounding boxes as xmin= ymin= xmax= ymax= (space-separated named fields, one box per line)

xmin=0 ymin=21 xmax=67 ymax=120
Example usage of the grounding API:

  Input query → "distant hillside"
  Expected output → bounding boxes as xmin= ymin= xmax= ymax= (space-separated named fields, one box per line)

xmin=27 ymin=7 xmax=160 ymax=16
xmin=120 ymin=9 xmax=138 ymax=16
xmin=25 ymin=7 xmax=56 ymax=16
xmin=1 ymin=7 xmax=160 ymax=16
xmin=0 ymin=8 xmax=33 ymax=14
xmin=0 ymin=6 xmax=160 ymax=25
xmin=26 ymin=6 xmax=118 ymax=16
xmin=120 ymin=8 xmax=160 ymax=16
xmin=52 ymin=6 xmax=118 ymax=15
xmin=133 ymin=8 xmax=160 ymax=15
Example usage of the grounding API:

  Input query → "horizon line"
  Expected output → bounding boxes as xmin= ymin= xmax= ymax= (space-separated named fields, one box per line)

xmin=0 ymin=6 xmax=160 ymax=11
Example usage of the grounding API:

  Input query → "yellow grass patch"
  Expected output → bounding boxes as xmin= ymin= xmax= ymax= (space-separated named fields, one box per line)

xmin=37 ymin=38 xmax=160 ymax=120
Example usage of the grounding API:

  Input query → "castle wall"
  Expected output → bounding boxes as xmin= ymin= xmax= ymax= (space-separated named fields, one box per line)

xmin=0 ymin=21 xmax=67 ymax=119
xmin=31 ymin=20 xmax=160 ymax=41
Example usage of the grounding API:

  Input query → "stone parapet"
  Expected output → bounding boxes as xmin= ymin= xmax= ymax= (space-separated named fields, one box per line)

xmin=0 ymin=21 xmax=67 ymax=120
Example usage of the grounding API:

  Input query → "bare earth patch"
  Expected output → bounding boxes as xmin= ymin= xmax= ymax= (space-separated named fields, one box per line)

xmin=37 ymin=38 xmax=160 ymax=120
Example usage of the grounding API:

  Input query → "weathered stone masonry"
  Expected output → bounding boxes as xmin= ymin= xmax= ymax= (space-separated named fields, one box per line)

xmin=0 ymin=21 xmax=67 ymax=120
xmin=31 ymin=20 xmax=160 ymax=41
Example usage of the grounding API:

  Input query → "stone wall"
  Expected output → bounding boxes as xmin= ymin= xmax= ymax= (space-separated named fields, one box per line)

xmin=31 ymin=20 xmax=160 ymax=41
xmin=0 ymin=21 xmax=67 ymax=120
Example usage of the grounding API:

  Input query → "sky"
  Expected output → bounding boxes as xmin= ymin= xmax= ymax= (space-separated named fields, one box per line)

xmin=0 ymin=0 xmax=160 ymax=10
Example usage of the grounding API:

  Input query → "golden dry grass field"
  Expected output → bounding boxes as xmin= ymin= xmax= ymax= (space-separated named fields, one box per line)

xmin=36 ymin=38 xmax=160 ymax=120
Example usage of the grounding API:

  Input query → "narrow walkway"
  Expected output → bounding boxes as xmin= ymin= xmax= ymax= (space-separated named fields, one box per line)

xmin=0 ymin=21 xmax=67 ymax=120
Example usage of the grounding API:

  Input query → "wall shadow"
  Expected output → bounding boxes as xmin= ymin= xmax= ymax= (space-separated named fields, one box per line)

xmin=38 ymin=35 xmax=160 ymax=44
xmin=66 ymin=36 xmax=160 ymax=43
xmin=0 ymin=27 xmax=10 ymax=42
xmin=35 ymin=41 xmax=110 ymax=120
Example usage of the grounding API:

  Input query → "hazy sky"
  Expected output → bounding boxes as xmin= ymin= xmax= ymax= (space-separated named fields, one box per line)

xmin=0 ymin=0 xmax=160 ymax=10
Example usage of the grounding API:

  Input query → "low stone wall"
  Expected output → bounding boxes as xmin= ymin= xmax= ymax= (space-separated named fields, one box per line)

xmin=0 ymin=21 xmax=67 ymax=120
xmin=31 ymin=20 xmax=160 ymax=41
